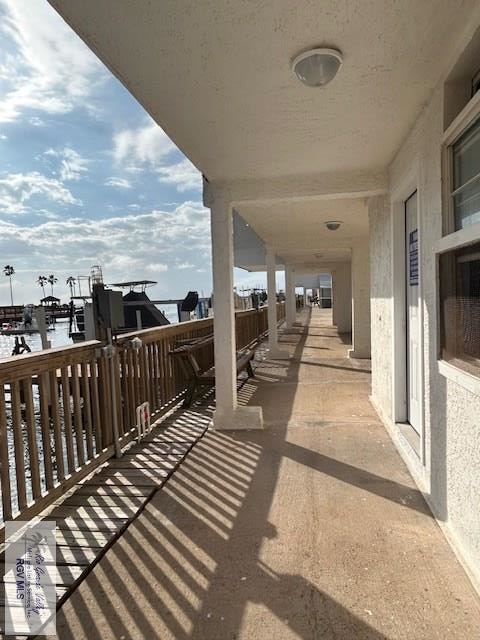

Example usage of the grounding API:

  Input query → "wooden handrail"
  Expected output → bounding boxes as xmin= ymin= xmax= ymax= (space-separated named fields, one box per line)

xmin=0 ymin=341 xmax=100 ymax=383
xmin=0 ymin=302 xmax=284 ymax=528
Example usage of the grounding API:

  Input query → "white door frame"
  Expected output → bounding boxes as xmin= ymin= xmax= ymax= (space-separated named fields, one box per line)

xmin=391 ymin=162 xmax=426 ymax=464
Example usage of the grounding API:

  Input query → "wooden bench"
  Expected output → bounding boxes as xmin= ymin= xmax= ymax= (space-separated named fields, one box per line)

xmin=170 ymin=334 xmax=255 ymax=407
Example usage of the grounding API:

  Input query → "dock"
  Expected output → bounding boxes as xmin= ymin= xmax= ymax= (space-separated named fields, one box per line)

xmin=1 ymin=403 xmax=212 ymax=614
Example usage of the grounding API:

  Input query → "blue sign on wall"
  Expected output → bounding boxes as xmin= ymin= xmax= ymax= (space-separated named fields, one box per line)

xmin=409 ymin=229 xmax=419 ymax=286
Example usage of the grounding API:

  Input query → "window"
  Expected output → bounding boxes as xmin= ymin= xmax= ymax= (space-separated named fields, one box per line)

xmin=440 ymin=242 xmax=480 ymax=375
xmin=439 ymin=104 xmax=480 ymax=379
xmin=451 ymin=116 xmax=480 ymax=230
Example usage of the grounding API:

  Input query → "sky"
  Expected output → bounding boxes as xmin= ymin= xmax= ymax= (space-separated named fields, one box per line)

xmin=0 ymin=0 xmax=267 ymax=306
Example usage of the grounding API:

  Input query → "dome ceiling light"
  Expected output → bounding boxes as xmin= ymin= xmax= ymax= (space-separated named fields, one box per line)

xmin=292 ymin=47 xmax=343 ymax=88
xmin=325 ymin=221 xmax=342 ymax=231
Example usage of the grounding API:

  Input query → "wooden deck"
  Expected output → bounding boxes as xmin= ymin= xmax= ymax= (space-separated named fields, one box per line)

xmin=0 ymin=402 xmax=213 ymax=626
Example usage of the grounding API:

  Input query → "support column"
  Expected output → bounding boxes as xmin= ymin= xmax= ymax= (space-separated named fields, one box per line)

xmin=266 ymin=248 xmax=289 ymax=359
xmin=303 ymin=287 xmax=308 ymax=308
xmin=349 ymin=240 xmax=371 ymax=359
xmin=209 ymin=196 xmax=263 ymax=429
xmin=332 ymin=283 xmax=338 ymax=325
xmin=285 ymin=265 xmax=296 ymax=329
xmin=332 ymin=263 xmax=352 ymax=333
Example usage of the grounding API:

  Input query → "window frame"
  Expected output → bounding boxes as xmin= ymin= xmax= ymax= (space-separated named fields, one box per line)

xmin=441 ymin=91 xmax=480 ymax=236
xmin=437 ymin=91 xmax=480 ymax=390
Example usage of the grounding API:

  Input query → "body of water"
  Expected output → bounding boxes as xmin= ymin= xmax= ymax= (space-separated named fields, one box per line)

xmin=0 ymin=304 xmax=180 ymax=360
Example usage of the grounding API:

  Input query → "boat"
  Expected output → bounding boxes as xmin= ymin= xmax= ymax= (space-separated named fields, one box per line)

xmin=68 ymin=266 xmax=211 ymax=343
xmin=0 ymin=305 xmax=54 ymax=335
xmin=0 ymin=324 xmax=53 ymax=336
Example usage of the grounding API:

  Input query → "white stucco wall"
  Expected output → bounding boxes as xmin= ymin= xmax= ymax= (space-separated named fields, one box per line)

xmin=370 ymin=82 xmax=480 ymax=587
xmin=369 ymin=196 xmax=392 ymax=420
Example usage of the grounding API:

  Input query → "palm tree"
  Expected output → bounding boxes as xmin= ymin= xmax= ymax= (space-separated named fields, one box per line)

xmin=47 ymin=274 xmax=58 ymax=297
xmin=66 ymin=276 xmax=77 ymax=298
xmin=3 ymin=265 xmax=15 ymax=306
xmin=37 ymin=275 xmax=48 ymax=299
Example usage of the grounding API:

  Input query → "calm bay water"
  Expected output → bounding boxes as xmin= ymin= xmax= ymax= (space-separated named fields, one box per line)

xmin=0 ymin=305 xmax=180 ymax=360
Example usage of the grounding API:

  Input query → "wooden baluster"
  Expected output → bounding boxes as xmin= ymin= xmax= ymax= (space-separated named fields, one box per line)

xmin=71 ymin=366 xmax=85 ymax=466
xmin=153 ymin=342 xmax=160 ymax=411
xmin=97 ymin=356 xmax=109 ymax=447
xmin=11 ymin=381 xmax=27 ymax=511
xmin=164 ymin=338 xmax=171 ymax=404
xmin=99 ymin=355 xmax=113 ymax=447
xmin=165 ymin=338 xmax=173 ymax=401
xmin=148 ymin=344 xmax=155 ymax=411
xmin=121 ymin=349 xmax=130 ymax=434
xmin=81 ymin=361 xmax=94 ymax=460
xmin=114 ymin=351 xmax=124 ymax=437
xmin=158 ymin=339 xmax=167 ymax=408
xmin=126 ymin=348 xmax=135 ymax=428
xmin=139 ymin=346 xmax=147 ymax=404
xmin=0 ymin=383 xmax=12 ymax=520
xmin=49 ymin=370 xmax=64 ymax=483
xmin=60 ymin=366 xmax=75 ymax=474
xmin=38 ymin=374 xmax=54 ymax=492
xmin=23 ymin=378 xmax=42 ymax=500
xmin=170 ymin=338 xmax=177 ymax=400
xmin=133 ymin=349 xmax=140 ymax=411
xmin=145 ymin=344 xmax=152 ymax=408
xmin=89 ymin=357 xmax=102 ymax=453
xmin=147 ymin=343 xmax=154 ymax=412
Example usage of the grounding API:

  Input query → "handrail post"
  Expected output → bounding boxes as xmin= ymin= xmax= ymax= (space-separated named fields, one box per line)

xmin=103 ymin=329 xmax=121 ymax=458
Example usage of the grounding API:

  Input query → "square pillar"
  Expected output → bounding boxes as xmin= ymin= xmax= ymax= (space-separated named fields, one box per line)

xmin=266 ymin=248 xmax=289 ymax=359
xmin=349 ymin=240 xmax=371 ymax=359
xmin=332 ymin=263 xmax=352 ymax=333
xmin=285 ymin=265 xmax=296 ymax=329
xmin=209 ymin=196 xmax=263 ymax=429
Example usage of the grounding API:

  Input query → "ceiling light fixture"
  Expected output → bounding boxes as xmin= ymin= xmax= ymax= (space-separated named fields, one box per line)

xmin=325 ymin=221 xmax=342 ymax=231
xmin=292 ymin=47 xmax=343 ymax=87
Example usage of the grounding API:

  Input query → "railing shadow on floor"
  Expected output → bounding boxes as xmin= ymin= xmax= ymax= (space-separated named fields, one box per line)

xmin=53 ymin=308 xmax=409 ymax=639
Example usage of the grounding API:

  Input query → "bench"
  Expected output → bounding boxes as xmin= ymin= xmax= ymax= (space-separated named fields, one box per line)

xmin=170 ymin=334 xmax=255 ymax=408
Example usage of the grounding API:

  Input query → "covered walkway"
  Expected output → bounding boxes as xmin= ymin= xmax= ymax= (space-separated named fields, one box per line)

xmin=51 ymin=309 xmax=480 ymax=639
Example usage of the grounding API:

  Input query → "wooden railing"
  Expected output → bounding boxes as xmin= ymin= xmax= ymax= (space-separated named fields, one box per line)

xmin=0 ymin=303 xmax=284 ymax=527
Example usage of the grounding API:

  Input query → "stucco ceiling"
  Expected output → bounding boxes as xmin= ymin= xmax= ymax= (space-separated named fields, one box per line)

xmin=49 ymin=0 xmax=478 ymax=183
xmin=239 ymin=197 xmax=367 ymax=265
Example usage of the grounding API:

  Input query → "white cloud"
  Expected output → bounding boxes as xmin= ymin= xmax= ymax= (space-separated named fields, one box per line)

xmin=0 ymin=0 xmax=105 ymax=123
xmin=0 ymin=134 xmax=7 ymax=140
xmin=105 ymin=177 xmax=132 ymax=189
xmin=29 ymin=116 xmax=45 ymax=127
xmin=176 ymin=262 xmax=194 ymax=270
xmin=0 ymin=201 xmax=211 ymax=302
xmin=157 ymin=158 xmax=201 ymax=192
xmin=113 ymin=120 xmax=201 ymax=192
xmin=43 ymin=147 xmax=88 ymax=181
xmin=147 ymin=263 xmax=169 ymax=273
xmin=0 ymin=171 xmax=82 ymax=213
xmin=113 ymin=120 xmax=174 ymax=167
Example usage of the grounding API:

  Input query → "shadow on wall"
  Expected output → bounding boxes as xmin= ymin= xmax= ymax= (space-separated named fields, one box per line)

xmin=428 ymin=373 xmax=448 ymax=522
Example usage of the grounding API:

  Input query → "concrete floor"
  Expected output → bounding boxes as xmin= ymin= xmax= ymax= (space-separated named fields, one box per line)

xmin=52 ymin=308 xmax=480 ymax=639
